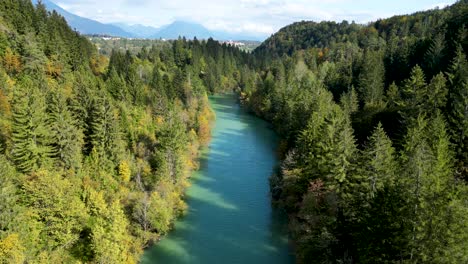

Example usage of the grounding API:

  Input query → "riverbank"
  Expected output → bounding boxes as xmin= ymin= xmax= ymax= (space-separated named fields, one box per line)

xmin=141 ymin=94 xmax=294 ymax=263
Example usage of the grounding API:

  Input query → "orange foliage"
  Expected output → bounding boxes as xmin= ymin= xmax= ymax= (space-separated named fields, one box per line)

xmin=45 ymin=59 xmax=63 ymax=78
xmin=3 ymin=48 xmax=21 ymax=74
xmin=0 ymin=90 xmax=11 ymax=116
xmin=317 ymin=48 xmax=329 ymax=63
xmin=90 ymin=55 xmax=109 ymax=76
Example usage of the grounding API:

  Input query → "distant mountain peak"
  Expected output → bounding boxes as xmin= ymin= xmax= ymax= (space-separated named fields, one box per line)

xmin=32 ymin=0 xmax=133 ymax=37
xmin=153 ymin=21 xmax=214 ymax=39
xmin=31 ymin=0 xmax=267 ymax=40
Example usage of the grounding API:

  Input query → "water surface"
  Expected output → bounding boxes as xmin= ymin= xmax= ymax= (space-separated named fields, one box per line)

xmin=141 ymin=94 xmax=293 ymax=264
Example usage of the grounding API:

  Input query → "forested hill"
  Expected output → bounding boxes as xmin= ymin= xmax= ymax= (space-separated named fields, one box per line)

xmin=242 ymin=0 xmax=468 ymax=263
xmin=254 ymin=1 xmax=467 ymax=61
xmin=0 ymin=0 xmax=253 ymax=262
xmin=1 ymin=0 xmax=468 ymax=263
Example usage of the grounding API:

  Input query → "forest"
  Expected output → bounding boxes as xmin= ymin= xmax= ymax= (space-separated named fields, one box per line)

xmin=0 ymin=0 xmax=250 ymax=262
xmin=245 ymin=0 xmax=468 ymax=263
xmin=0 ymin=0 xmax=467 ymax=263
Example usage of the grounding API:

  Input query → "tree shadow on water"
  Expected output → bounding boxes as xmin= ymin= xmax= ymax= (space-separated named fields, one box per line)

xmin=141 ymin=94 xmax=294 ymax=264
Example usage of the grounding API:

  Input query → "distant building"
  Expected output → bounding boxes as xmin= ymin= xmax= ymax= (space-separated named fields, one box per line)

xmin=222 ymin=40 xmax=246 ymax=47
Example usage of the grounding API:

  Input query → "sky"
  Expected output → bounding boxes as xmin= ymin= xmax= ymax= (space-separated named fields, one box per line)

xmin=55 ymin=0 xmax=457 ymax=37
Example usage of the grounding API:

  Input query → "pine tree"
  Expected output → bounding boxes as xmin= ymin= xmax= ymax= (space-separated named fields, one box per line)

xmin=424 ymin=73 xmax=448 ymax=113
xmin=106 ymin=68 xmax=127 ymax=101
xmin=47 ymin=92 xmax=84 ymax=170
xmin=385 ymin=82 xmax=401 ymax=108
xmin=358 ymin=50 xmax=385 ymax=108
xmin=400 ymin=114 xmax=433 ymax=260
xmin=352 ymin=124 xmax=409 ymax=263
xmin=173 ymin=38 xmax=189 ymax=68
xmin=340 ymin=86 xmax=359 ymax=115
xmin=399 ymin=113 xmax=464 ymax=261
xmin=3 ymin=47 xmax=22 ymax=75
xmin=417 ymin=113 xmax=456 ymax=261
xmin=424 ymin=33 xmax=446 ymax=75
xmin=401 ymin=65 xmax=426 ymax=118
xmin=90 ymin=97 xmax=123 ymax=167
xmin=150 ymin=65 xmax=165 ymax=97
xmin=361 ymin=123 xmax=397 ymax=197
xmin=10 ymin=78 xmax=53 ymax=173
xmin=447 ymin=46 xmax=468 ymax=177
xmin=172 ymin=68 xmax=187 ymax=103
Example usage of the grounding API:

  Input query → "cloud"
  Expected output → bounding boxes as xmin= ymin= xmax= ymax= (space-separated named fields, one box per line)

xmin=425 ymin=2 xmax=450 ymax=9
xmin=53 ymin=0 xmax=458 ymax=37
xmin=123 ymin=0 xmax=151 ymax=6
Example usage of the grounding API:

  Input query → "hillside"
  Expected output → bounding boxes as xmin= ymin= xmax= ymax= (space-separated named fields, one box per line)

xmin=254 ymin=2 xmax=466 ymax=59
xmin=243 ymin=1 xmax=468 ymax=263
xmin=0 ymin=0 xmax=252 ymax=262
xmin=0 ymin=0 xmax=467 ymax=263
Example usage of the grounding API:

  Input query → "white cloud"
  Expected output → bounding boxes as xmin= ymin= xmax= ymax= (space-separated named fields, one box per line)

xmin=425 ymin=2 xmax=450 ymax=9
xmin=53 ymin=0 xmax=458 ymax=38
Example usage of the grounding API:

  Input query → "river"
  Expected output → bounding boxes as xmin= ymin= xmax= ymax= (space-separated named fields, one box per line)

xmin=140 ymin=94 xmax=294 ymax=264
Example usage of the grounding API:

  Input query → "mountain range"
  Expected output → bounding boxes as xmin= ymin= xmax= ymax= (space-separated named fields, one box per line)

xmin=32 ymin=0 xmax=267 ymax=40
xmin=32 ymin=0 xmax=133 ymax=37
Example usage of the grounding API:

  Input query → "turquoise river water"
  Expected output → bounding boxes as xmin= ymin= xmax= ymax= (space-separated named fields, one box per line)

xmin=140 ymin=94 xmax=294 ymax=264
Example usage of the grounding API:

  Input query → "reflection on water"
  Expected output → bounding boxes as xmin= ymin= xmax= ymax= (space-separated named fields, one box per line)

xmin=140 ymin=94 xmax=294 ymax=264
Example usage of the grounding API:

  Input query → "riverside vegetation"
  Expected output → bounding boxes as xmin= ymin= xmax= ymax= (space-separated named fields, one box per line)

xmin=0 ymin=0 xmax=468 ymax=263
xmin=0 ymin=0 xmax=248 ymax=262
xmin=244 ymin=1 xmax=468 ymax=263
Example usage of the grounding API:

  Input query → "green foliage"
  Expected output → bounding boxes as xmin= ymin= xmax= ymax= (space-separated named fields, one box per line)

xmin=340 ymin=87 xmax=359 ymax=115
xmin=22 ymin=169 xmax=86 ymax=252
xmin=448 ymin=46 xmax=468 ymax=176
xmin=361 ymin=123 xmax=398 ymax=195
xmin=244 ymin=1 xmax=468 ymax=263
xmin=0 ymin=2 xmax=228 ymax=262
xmin=47 ymin=91 xmax=84 ymax=170
xmin=358 ymin=50 xmax=385 ymax=108
xmin=10 ymin=77 xmax=53 ymax=173
xmin=401 ymin=65 xmax=426 ymax=109
xmin=1 ymin=0 xmax=467 ymax=263
xmin=0 ymin=155 xmax=20 ymax=236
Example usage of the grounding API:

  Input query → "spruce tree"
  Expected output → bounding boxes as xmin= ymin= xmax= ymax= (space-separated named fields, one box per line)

xmin=447 ymin=46 xmax=468 ymax=177
xmin=106 ymin=68 xmax=127 ymax=101
xmin=47 ymin=92 xmax=84 ymax=170
xmin=358 ymin=50 xmax=385 ymax=108
xmin=89 ymin=97 xmax=123 ymax=168
xmin=403 ymin=65 xmax=426 ymax=102
xmin=424 ymin=73 xmax=448 ymax=113
xmin=362 ymin=123 xmax=397 ymax=196
xmin=11 ymin=78 xmax=52 ymax=173
xmin=340 ymin=86 xmax=359 ymax=115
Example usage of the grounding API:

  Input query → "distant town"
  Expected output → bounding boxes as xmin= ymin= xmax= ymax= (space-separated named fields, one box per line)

xmin=86 ymin=35 xmax=261 ymax=53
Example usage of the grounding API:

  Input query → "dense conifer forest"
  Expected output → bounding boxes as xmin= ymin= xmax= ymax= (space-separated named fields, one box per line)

xmin=0 ymin=0 xmax=467 ymax=263
xmin=244 ymin=0 xmax=468 ymax=262
xmin=0 ymin=0 xmax=250 ymax=262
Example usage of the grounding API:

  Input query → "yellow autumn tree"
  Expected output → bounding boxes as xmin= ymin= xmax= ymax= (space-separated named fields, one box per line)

xmin=0 ymin=233 xmax=25 ymax=264
xmin=119 ymin=160 xmax=131 ymax=183
xmin=3 ymin=48 xmax=21 ymax=74
xmin=197 ymin=96 xmax=214 ymax=146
